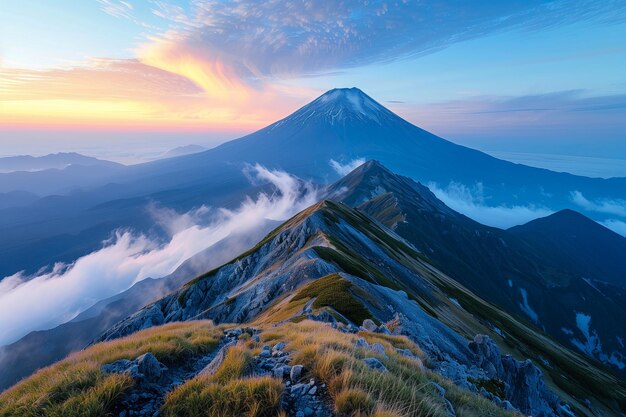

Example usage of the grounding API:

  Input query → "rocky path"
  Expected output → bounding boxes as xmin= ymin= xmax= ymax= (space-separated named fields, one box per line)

xmin=102 ymin=327 xmax=335 ymax=417
xmin=253 ymin=341 xmax=334 ymax=417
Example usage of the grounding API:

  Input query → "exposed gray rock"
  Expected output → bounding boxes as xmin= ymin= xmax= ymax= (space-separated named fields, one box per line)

xmin=363 ymin=357 xmax=388 ymax=372
xmin=136 ymin=352 xmax=166 ymax=381
xmin=370 ymin=342 xmax=386 ymax=357
xmin=102 ymin=359 xmax=134 ymax=375
xmin=102 ymin=353 xmax=166 ymax=383
xmin=361 ymin=319 xmax=378 ymax=332
xmin=502 ymin=400 xmax=515 ymax=411
xmin=355 ymin=337 xmax=368 ymax=348
xmin=273 ymin=365 xmax=287 ymax=378
xmin=501 ymin=355 xmax=559 ymax=416
xmin=468 ymin=334 xmax=504 ymax=379
xmin=306 ymin=310 xmax=339 ymax=325
xmin=198 ymin=340 xmax=237 ymax=376
xmin=376 ymin=324 xmax=392 ymax=335
xmin=354 ymin=337 xmax=387 ymax=358
xmin=225 ymin=328 xmax=243 ymax=338
xmin=396 ymin=348 xmax=425 ymax=370
xmin=429 ymin=382 xmax=456 ymax=417
xmin=259 ymin=345 xmax=272 ymax=358
xmin=291 ymin=364 xmax=304 ymax=381
xmin=387 ymin=310 xmax=562 ymax=416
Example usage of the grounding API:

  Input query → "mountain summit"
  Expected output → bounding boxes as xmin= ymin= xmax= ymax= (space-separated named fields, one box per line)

xmin=274 ymin=87 xmax=401 ymax=126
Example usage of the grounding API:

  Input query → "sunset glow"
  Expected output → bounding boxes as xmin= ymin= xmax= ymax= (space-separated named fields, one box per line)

xmin=1 ymin=1 xmax=625 ymax=159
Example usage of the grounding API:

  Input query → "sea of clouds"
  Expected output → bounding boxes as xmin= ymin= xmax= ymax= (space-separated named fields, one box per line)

xmin=0 ymin=164 xmax=318 ymax=346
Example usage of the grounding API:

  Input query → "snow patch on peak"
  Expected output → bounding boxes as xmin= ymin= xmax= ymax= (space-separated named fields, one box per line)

xmin=285 ymin=88 xmax=396 ymax=126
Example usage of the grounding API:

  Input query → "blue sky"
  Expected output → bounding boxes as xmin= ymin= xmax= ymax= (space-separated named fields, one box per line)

xmin=1 ymin=0 xmax=625 ymax=172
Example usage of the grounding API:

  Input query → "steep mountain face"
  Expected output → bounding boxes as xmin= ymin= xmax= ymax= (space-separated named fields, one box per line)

xmin=510 ymin=209 xmax=626 ymax=288
xmin=100 ymin=199 xmax=625 ymax=416
xmin=327 ymin=161 xmax=626 ymax=373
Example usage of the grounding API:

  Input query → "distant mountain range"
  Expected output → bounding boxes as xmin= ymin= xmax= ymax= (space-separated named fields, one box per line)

xmin=0 ymin=152 xmax=120 ymax=173
xmin=0 ymin=152 xmax=124 ymax=196
xmin=161 ymin=144 xmax=207 ymax=159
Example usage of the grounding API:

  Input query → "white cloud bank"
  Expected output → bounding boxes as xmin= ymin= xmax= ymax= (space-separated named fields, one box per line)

xmin=570 ymin=190 xmax=626 ymax=237
xmin=427 ymin=181 xmax=553 ymax=229
xmin=570 ymin=191 xmax=626 ymax=217
xmin=329 ymin=158 xmax=366 ymax=176
xmin=601 ymin=219 xmax=626 ymax=237
xmin=0 ymin=165 xmax=318 ymax=346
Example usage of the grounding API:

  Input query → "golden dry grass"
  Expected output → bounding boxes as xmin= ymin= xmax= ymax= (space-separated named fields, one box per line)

xmin=161 ymin=341 xmax=282 ymax=417
xmin=162 ymin=376 xmax=283 ymax=417
xmin=0 ymin=321 xmax=222 ymax=417
xmin=252 ymin=320 xmax=515 ymax=417
xmin=0 ymin=319 xmax=518 ymax=417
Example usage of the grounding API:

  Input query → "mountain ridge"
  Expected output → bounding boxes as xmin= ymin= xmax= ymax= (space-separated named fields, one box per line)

xmin=96 ymin=193 xmax=625 ymax=416
xmin=2 ymin=161 xmax=625 ymax=416
xmin=328 ymin=160 xmax=626 ymax=371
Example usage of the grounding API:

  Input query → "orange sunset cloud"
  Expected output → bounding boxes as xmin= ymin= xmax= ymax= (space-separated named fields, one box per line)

xmin=0 ymin=53 xmax=309 ymax=131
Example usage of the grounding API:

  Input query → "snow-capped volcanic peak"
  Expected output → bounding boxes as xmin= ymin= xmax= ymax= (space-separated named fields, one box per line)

xmin=281 ymin=87 xmax=398 ymax=126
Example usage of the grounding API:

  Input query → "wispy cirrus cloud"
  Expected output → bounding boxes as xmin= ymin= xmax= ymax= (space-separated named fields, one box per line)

xmin=4 ymin=1 xmax=626 ymax=132
xmin=402 ymin=90 xmax=626 ymax=129
xmin=139 ymin=1 xmax=626 ymax=79
xmin=396 ymin=90 xmax=626 ymax=158
xmin=97 ymin=0 xmax=134 ymax=20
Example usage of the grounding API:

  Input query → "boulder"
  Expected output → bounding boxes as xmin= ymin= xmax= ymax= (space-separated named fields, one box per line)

xmin=102 ymin=359 xmax=133 ymax=375
xmin=468 ymin=334 xmax=503 ymax=379
xmin=259 ymin=345 xmax=272 ymax=358
xmin=370 ymin=342 xmax=386 ymax=357
xmin=361 ymin=319 xmax=377 ymax=332
xmin=291 ymin=364 xmax=304 ymax=381
xmin=363 ymin=357 xmax=388 ymax=372
xmin=501 ymin=356 xmax=559 ymax=416
xmin=101 ymin=352 xmax=166 ymax=382
xmin=136 ymin=353 xmax=166 ymax=381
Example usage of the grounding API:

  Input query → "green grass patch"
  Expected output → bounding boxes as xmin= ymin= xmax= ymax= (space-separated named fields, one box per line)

xmin=468 ymin=377 xmax=505 ymax=399
xmin=293 ymin=274 xmax=373 ymax=325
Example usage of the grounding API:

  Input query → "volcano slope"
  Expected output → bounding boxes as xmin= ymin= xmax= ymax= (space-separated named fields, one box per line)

xmin=87 ymin=197 xmax=626 ymax=416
